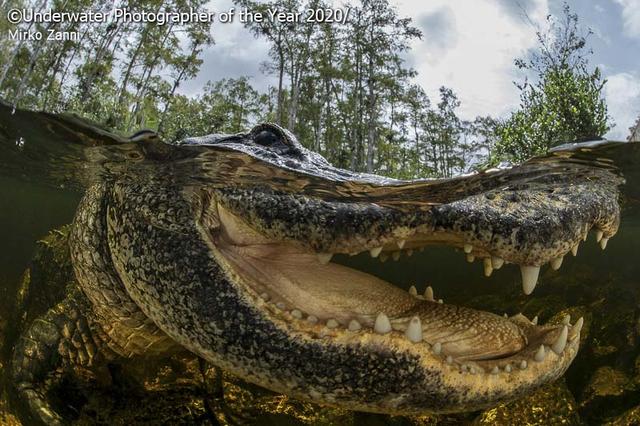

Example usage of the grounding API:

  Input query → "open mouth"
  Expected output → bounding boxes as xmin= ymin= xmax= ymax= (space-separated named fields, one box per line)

xmin=201 ymin=201 xmax=588 ymax=377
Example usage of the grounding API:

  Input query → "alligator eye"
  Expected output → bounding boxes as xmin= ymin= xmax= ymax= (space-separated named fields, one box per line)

xmin=254 ymin=130 xmax=281 ymax=147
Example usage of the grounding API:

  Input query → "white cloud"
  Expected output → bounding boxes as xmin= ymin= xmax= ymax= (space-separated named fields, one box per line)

xmin=604 ymin=72 xmax=640 ymax=140
xmin=396 ymin=0 xmax=549 ymax=120
xmin=614 ymin=0 xmax=640 ymax=39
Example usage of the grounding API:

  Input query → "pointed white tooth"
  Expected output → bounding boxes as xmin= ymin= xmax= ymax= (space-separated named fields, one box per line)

xmin=406 ymin=249 xmax=414 ymax=256
xmin=519 ymin=360 xmax=527 ymax=369
xmin=534 ymin=345 xmax=546 ymax=362
xmin=317 ymin=253 xmax=333 ymax=265
xmin=348 ymin=319 xmax=362 ymax=331
xmin=483 ymin=258 xmax=493 ymax=277
xmin=446 ymin=355 xmax=453 ymax=364
xmin=504 ymin=364 xmax=512 ymax=373
xmin=503 ymin=313 xmax=508 ymax=318
xmin=424 ymin=286 xmax=434 ymax=301
xmin=572 ymin=317 xmax=584 ymax=336
xmin=532 ymin=315 xmax=539 ymax=325
xmin=291 ymin=309 xmax=302 ymax=319
xmin=491 ymin=366 xmax=499 ymax=374
xmin=307 ymin=315 xmax=318 ymax=324
xmin=432 ymin=342 xmax=442 ymax=355
xmin=437 ymin=299 xmax=443 ymax=304
xmin=326 ymin=319 xmax=339 ymax=328
xmin=550 ymin=256 xmax=563 ymax=270
xmin=595 ymin=229 xmax=603 ymax=242
xmin=520 ymin=265 xmax=540 ymax=295
xmin=466 ymin=254 xmax=475 ymax=263
xmin=463 ymin=243 xmax=473 ymax=253
xmin=405 ymin=316 xmax=423 ymax=343
xmin=571 ymin=244 xmax=579 ymax=257
xmin=392 ymin=251 xmax=400 ymax=261
xmin=380 ymin=253 xmax=388 ymax=262
xmin=600 ymin=237 xmax=609 ymax=250
xmin=562 ymin=314 xmax=571 ymax=325
xmin=492 ymin=256 xmax=504 ymax=269
xmin=369 ymin=246 xmax=383 ymax=258
xmin=374 ymin=313 xmax=392 ymax=334
xmin=397 ymin=240 xmax=406 ymax=249
xmin=583 ymin=233 xmax=588 ymax=242
xmin=408 ymin=285 xmax=418 ymax=296
xmin=551 ymin=325 xmax=568 ymax=354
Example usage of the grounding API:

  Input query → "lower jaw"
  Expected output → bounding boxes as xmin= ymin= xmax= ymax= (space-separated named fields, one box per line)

xmin=217 ymin=243 xmax=583 ymax=378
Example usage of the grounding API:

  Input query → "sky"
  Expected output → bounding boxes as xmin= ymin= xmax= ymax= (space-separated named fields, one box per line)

xmin=182 ymin=0 xmax=640 ymax=140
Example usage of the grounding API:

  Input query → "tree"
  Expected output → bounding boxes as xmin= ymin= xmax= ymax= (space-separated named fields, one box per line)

xmin=493 ymin=3 xmax=610 ymax=163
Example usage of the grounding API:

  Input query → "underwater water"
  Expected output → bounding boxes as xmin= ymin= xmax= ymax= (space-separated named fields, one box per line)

xmin=0 ymin=100 xmax=640 ymax=425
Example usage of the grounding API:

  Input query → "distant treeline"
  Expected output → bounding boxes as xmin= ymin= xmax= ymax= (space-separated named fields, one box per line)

xmin=0 ymin=0 xmax=610 ymax=178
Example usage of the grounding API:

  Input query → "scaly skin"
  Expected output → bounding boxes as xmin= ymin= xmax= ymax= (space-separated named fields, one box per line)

xmin=8 ymin=121 xmax=622 ymax=423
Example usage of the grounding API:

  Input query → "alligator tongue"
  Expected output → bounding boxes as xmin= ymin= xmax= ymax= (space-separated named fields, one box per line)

xmin=220 ymin=244 xmax=527 ymax=360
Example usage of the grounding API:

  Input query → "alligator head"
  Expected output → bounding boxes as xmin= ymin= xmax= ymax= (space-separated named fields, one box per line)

xmin=72 ymin=123 xmax=622 ymax=415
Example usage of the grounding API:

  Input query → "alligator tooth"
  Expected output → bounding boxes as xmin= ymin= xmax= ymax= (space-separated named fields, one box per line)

xmin=562 ymin=314 xmax=571 ymax=325
xmin=464 ymin=243 xmax=473 ymax=253
xmin=291 ymin=309 xmax=303 ymax=319
xmin=519 ymin=360 xmax=527 ymax=369
xmin=550 ymin=257 xmax=563 ymax=270
xmin=573 ymin=317 xmax=584 ymax=334
xmin=504 ymin=364 xmax=512 ymax=373
xmin=600 ymin=237 xmax=609 ymax=250
xmin=276 ymin=302 xmax=286 ymax=310
xmin=446 ymin=355 xmax=453 ymax=364
xmin=437 ymin=299 xmax=443 ymax=304
xmin=424 ymin=286 xmax=434 ymax=301
xmin=397 ymin=240 xmax=406 ymax=249
xmin=307 ymin=315 xmax=318 ymax=324
xmin=392 ymin=251 xmax=400 ymax=261
xmin=408 ymin=285 xmax=418 ymax=296
xmin=551 ymin=325 xmax=568 ymax=354
xmin=326 ymin=319 xmax=339 ymax=329
xmin=374 ymin=313 xmax=392 ymax=334
xmin=380 ymin=253 xmax=388 ymax=263
xmin=491 ymin=366 xmax=499 ymax=374
xmin=432 ymin=342 xmax=442 ymax=355
xmin=532 ymin=315 xmax=539 ymax=325
xmin=492 ymin=256 xmax=505 ymax=269
xmin=317 ymin=253 xmax=333 ymax=265
xmin=520 ymin=266 xmax=540 ymax=295
xmin=405 ymin=317 xmax=423 ymax=343
xmin=534 ymin=345 xmax=546 ymax=362
xmin=595 ymin=229 xmax=603 ymax=242
xmin=406 ymin=249 xmax=414 ymax=256
xmin=466 ymin=254 xmax=475 ymax=263
xmin=503 ymin=313 xmax=508 ymax=318
xmin=370 ymin=246 xmax=383 ymax=258
xmin=483 ymin=258 xmax=493 ymax=277
xmin=571 ymin=244 xmax=579 ymax=256
xmin=348 ymin=319 xmax=362 ymax=331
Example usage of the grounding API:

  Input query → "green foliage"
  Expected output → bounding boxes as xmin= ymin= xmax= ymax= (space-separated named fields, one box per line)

xmin=0 ymin=0 xmax=612 ymax=178
xmin=493 ymin=4 xmax=610 ymax=164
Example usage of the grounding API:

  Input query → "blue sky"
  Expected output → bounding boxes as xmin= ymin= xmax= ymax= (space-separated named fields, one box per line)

xmin=184 ymin=0 xmax=640 ymax=140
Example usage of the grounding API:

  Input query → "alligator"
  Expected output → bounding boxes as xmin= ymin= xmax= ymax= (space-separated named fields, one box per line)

xmin=8 ymin=121 xmax=622 ymax=424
